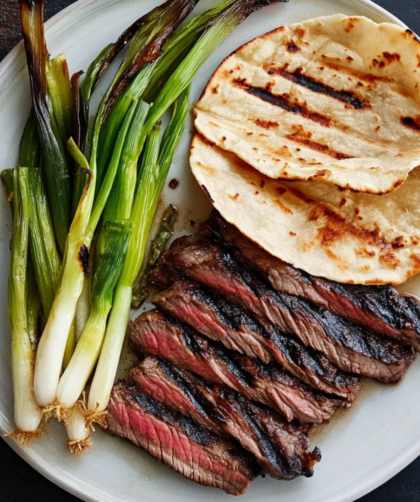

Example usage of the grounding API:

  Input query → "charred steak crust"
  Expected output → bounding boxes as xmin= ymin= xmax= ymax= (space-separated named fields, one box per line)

xmin=106 ymin=381 xmax=260 ymax=496
xmin=248 ymin=277 xmax=416 ymax=382
xmin=131 ymin=357 xmax=321 ymax=480
xmin=153 ymin=280 xmax=359 ymax=404
xmin=203 ymin=210 xmax=420 ymax=349
xmin=156 ymin=236 xmax=415 ymax=383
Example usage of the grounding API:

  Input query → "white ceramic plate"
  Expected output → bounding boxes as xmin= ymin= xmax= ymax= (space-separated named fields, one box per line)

xmin=1 ymin=1 xmax=420 ymax=501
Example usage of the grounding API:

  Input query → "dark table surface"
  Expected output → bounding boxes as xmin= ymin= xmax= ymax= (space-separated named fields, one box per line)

xmin=1 ymin=0 xmax=420 ymax=500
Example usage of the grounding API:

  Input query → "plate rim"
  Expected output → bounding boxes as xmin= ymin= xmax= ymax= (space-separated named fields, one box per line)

xmin=0 ymin=1 xmax=416 ymax=501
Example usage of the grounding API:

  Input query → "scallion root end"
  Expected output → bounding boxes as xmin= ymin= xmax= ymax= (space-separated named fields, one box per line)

xmin=85 ymin=409 xmax=108 ymax=431
xmin=5 ymin=427 xmax=43 ymax=447
xmin=67 ymin=436 xmax=92 ymax=457
xmin=42 ymin=403 xmax=69 ymax=422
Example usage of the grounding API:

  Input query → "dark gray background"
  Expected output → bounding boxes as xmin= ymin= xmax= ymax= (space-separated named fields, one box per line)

xmin=0 ymin=0 xmax=419 ymax=500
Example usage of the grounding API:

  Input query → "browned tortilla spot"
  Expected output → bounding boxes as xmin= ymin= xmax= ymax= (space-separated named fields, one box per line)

xmin=382 ymin=52 xmax=401 ymax=64
xmin=401 ymin=116 xmax=420 ymax=132
xmin=253 ymin=118 xmax=279 ymax=129
xmin=274 ymin=199 xmax=293 ymax=215
xmin=294 ymin=27 xmax=307 ymax=39
xmin=285 ymin=40 xmax=300 ymax=53
xmin=411 ymin=253 xmax=420 ymax=268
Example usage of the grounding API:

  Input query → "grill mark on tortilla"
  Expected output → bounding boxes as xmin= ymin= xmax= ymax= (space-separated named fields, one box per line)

xmin=266 ymin=66 xmax=371 ymax=110
xmin=285 ymin=134 xmax=353 ymax=160
xmin=401 ymin=116 xmax=420 ymax=132
xmin=233 ymin=79 xmax=332 ymax=127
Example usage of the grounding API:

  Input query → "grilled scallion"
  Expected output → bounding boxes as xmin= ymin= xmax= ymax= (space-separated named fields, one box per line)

xmin=6 ymin=168 xmax=43 ymax=445
xmin=86 ymin=88 xmax=190 ymax=429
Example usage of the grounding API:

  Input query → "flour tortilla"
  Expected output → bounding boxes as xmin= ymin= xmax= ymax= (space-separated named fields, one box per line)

xmin=194 ymin=14 xmax=420 ymax=195
xmin=190 ymin=134 xmax=420 ymax=285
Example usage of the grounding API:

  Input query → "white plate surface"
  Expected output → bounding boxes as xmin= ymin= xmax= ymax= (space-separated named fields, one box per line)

xmin=1 ymin=1 xmax=420 ymax=501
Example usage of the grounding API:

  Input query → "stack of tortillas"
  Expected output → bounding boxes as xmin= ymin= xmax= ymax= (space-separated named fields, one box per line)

xmin=190 ymin=14 xmax=420 ymax=285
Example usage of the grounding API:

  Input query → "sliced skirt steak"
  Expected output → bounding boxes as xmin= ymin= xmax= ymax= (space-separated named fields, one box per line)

xmin=152 ymin=237 xmax=415 ymax=383
xmin=153 ymin=280 xmax=360 ymax=402
xmin=131 ymin=357 xmax=321 ymax=480
xmin=106 ymin=381 xmax=260 ymax=495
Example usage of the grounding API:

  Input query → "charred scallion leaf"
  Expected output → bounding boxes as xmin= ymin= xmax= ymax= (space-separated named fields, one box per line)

xmin=46 ymin=53 xmax=75 ymax=146
xmin=96 ymin=0 xmax=235 ymax=177
xmin=103 ymin=0 xmax=199 ymax=118
xmin=131 ymin=204 xmax=178 ymax=308
xmin=77 ymin=0 xmax=180 ymax=113
xmin=79 ymin=43 xmax=114 ymax=125
xmin=20 ymin=0 xmax=72 ymax=254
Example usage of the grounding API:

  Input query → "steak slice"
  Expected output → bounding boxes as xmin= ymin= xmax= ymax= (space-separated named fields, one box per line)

xmin=107 ymin=381 xmax=260 ymax=495
xmin=203 ymin=210 xmax=420 ymax=350
xmin=131 ymin=357 xmax=321 ymax=480
xmin=130 ymin=311 xmax=342 ymax=423
xmin=153 ymin=281 xmax=353 ymax=413
xmin=154 ymin=237 xmax=415 ymax=383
